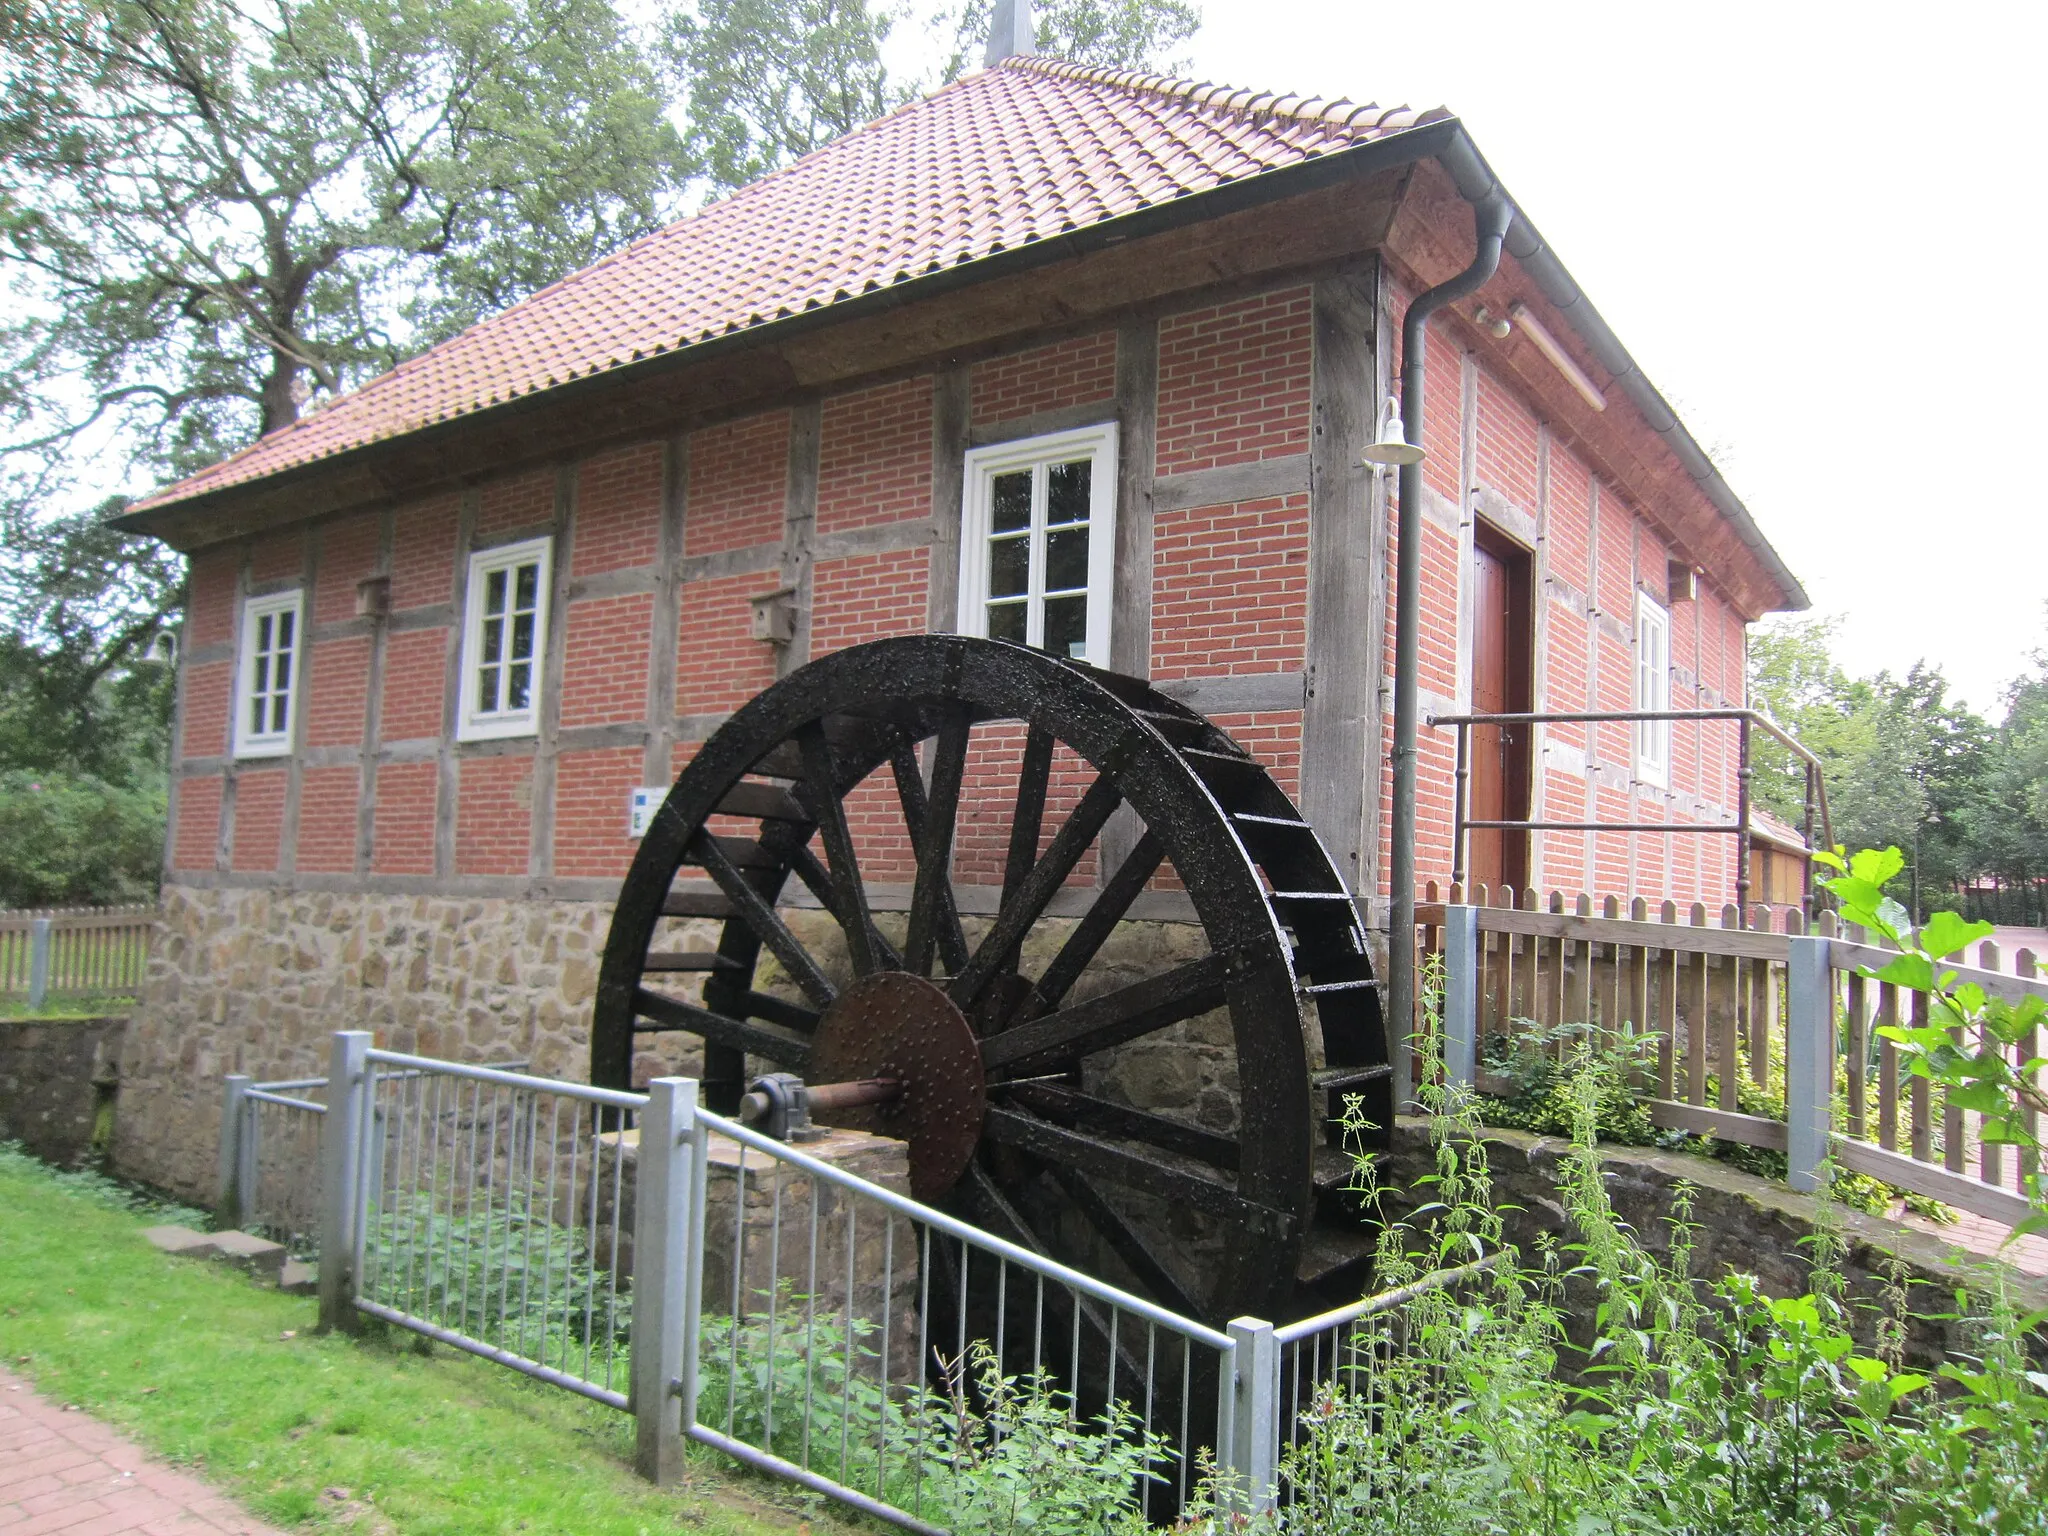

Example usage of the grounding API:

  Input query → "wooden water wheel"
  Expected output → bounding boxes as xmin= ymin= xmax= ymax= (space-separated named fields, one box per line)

xmin=592 ymin=635 xmax=1390 ymax=1326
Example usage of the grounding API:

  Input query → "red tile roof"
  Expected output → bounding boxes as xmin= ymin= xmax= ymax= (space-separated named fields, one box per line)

xmin=132 ymin=57 xmax=1447 ymax=513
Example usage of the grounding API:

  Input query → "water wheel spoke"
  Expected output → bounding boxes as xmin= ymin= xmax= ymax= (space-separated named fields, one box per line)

xmin=1035 ymin=832 xmax=1165 ymax=1007
xmin=956 ymin=1160 xmax=1147 ymax=1383
xmin=997 ymin=1080 xmax=1240 ymax=1171
xmin=689 ymin=831 xmax=836 ymax=1009
xmin=630 ymin=987 xmax=812 ymax=1071
xmin=980 ymin=952 xmax=1231 ymax=1073
xmin=949 ymin=774 xmax=1123 ymax=1011
xmin=983 ymin=1106 xmax=1294 ymax=1240
xmin=894 ymin=716 xmax=972 ymax=977
xmin=790 ymin=838 xmax=904 ymax=974
xmin=794 ymin=721 xmax=878 ymax=976
xmin=1002 ymin=723 xmax=1057 ymax=903
xmin=1046 ymin=1163 xmax=1207 ymax=1320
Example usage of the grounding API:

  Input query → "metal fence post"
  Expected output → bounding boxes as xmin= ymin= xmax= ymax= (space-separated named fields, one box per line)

xmin=318 ymin=1031 xmax=373 ymax=1333
xmin=27 ymin=918 xmax=51 ymax=1009
xmin=1785 ymin=935 xmax=1833 ymax=1193
xmin=633 ymin=1077 xmax=695 ymax=1485
xmin=1443 ymin=903 xmax=1479 ymax=1088
xmin=216 ymin=1074 xmax=254 ymax=1230
xmin=1224 ymin=1317 xmax=1280 ymax=1513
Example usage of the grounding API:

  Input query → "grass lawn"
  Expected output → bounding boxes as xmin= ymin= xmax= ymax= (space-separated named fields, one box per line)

xmin=0 ymin=993 xmax=136 ymax=1019
xmin=0 ymin=1147 xmax=859 ymax=1534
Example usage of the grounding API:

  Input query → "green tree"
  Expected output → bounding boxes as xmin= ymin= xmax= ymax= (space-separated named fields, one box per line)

xmin=1 ymin=0 xmax=687 ymax=488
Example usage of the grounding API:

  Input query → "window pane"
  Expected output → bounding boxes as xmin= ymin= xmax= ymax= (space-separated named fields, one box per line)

xmin=986 ymin=600 xmax=1027 ymax=644
xmin=478 ymin=664 xmax=500 ymax=713
xmin=988 ymin=534 xmax=1028 ymax=598
xmin=271 ymin=695 xmax=288 ymax=734
xmin=1043 ymin=594 xmax=1087 ymax=659
xmin=514 ymin=561 xmax=539 ymax=611
xmin=273 ymin=651 xmax=291 ymax=693
xmin=507 ymin=662 xmax=531 ymax=711
xmin=252 ymin=654 xmax=270 ymax=695
xmin=510 ymin=612 xmax=535 ymax=661
xmin=250 ymin=696 xmax=267 ymax=736
xmin=256 ymin=614 xmax=273 ymax=653
xmin=485 ymin=568 xmax=507 ymax=616
xmin=276 ymin=610 xmax=294 ymax=650
xmin=1046 ymin=459 xmax=1090 ymax=525
xmin=991 ymin=471 xmax=1031 ymax=533
xmin=1045 ymin=526 xmax=1089 ymax=592
xmin=481 ymin=614 xmax=503 ymax=666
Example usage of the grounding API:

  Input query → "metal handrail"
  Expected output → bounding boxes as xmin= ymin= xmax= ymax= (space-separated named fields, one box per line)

xmin=1426 ymin=706 xmax=1834 ymax=916
xmin=1270 ymin=1253 xmax=1499 ymax=1346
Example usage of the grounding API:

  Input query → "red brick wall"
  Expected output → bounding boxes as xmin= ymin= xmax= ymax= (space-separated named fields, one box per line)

xmin=1156 ymin=288 xmax=1312 ymax=475
xmin=1150 ymin=494 xmax=1308 ymax=680
xmin=809 ymin=549 xmax=929 ymax=659
xmin=454 ymin=756 xmax=532 ymax=876
xmin=476 ymin=468 xmax=555 ymax=538
xmin=560 ymin=593 xmax=653 ymax=728
xmin=970 ymin=332 xmax=1116 ymax=425
xmin=304 ymin=636 xmax=371 ymax=748
xmin=314 ymin=514 xmax=381 ymax=626
xmin=249 ymin=531 xmax=301 ymax=584
xmin=172 ymin=777 xmax=220 ymax=872
xmin=186 ymin=549 xmax=238 ymax=647
xmin=230 ymin=767 xmax=287 ymax=873
xmin=553 ymin=747 xmax=643 ymax=879
xmin=183 ymin=659 xmax=233 ymax=759
xmin=389 ymin=492 xmax=460 ymax=610
xmin=370 ymin=761 xmax=437 ymax=876
xmin=685 ymin=412 xmax=787 ymax=555
xmin=677 ymin=571 xmax=779 ymax=717
xmin=818 ymin=378 xmax=932 ymax=535
xmin=573 ymin=442 xmax=664 ymax=576
xmin=380 ymin=630 xmax=447 ymax=742
xmin=296 ymin=765 xmax=359 ymax=873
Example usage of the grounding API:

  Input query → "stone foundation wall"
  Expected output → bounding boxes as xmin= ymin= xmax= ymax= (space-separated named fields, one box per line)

xmin=0 ymin=1016 xmax=126 ymax=1167
xmin=1378 ymin=1119 xmax=2048 ymax=1370
xmin=115 ymin=882 xmax=719 ymax=1199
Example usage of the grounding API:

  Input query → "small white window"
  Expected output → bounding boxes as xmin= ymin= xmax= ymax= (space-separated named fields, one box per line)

xmin=1635 ymin=592 xmax=1671 ymax=787
xmin=956 ymin=424 xmax=1118 ymax=667
xmin=458 ymin=537 xmax=552 ymax=741
xmin=233 ymin=589 xmax=302 ymax=758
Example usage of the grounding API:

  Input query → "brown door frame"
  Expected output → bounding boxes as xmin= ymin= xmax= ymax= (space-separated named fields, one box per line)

xmin=1469 ymin=520 xmax=1534 ymax=895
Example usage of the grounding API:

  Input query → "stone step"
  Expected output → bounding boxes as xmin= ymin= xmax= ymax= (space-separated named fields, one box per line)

xmin=278 ymin=1257 xmax=318 ymax=1295
xmin=142 ymin=1224 xmax=219 ymax=1257
xmin=142 ymin=1224 xmax=288 ymax=1279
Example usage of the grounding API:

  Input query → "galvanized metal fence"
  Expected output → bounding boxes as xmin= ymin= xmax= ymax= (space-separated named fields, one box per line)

xmin=268 ymin=1031 xmax=1449 ymax=1528
xmin=0 ymin=905 xmax=155 ymax=1005
xmin=217 ymin=1072 xmax=327 ymax=1246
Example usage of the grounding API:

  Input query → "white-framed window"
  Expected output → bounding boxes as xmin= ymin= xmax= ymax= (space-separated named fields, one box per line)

xmin=1635 ymin=591 xmax=1671 ymax=787
xmin=956 ymin=423 xmax=1118 ymax=667
xmin=457 ymin=537 xmax=552 ymax=741
xmin=233 ymin=589 xmax=303 ymax=758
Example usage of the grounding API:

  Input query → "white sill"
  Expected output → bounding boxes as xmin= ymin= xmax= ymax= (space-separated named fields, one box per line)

xmin=456 ymin=712 xmax=539 ymax=744
xmin=233 ymin=737 xmax=292 ymax=760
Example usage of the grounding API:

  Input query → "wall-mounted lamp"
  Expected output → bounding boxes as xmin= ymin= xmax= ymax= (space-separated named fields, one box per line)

xmin=1472 ymin=305 xmax=1512 ymax=339
xmin=1507 ymin=302 xmax=1607 ymax=412
xmin=1359 ymin=396 xmax=1425 ymax=467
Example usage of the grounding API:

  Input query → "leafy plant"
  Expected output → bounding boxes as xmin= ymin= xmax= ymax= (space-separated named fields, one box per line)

xmin=1817 ymin=844 xmax=2048 ymax=1241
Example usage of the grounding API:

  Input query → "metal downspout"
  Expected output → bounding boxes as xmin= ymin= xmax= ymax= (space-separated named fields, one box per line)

xmin=1388 ymin=193 xmax=1514 ymax=1098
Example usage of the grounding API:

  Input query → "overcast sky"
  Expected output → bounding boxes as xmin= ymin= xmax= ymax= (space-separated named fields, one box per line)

xmin=1178 ymin=1 xmax=2046 ymax=713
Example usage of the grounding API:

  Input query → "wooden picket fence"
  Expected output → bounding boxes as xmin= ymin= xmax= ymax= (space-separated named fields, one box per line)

xmin=1414 ymin=883 xmax=2044 ymax=1228
xmin=0 ymin=905 xmax=157 ymax=1000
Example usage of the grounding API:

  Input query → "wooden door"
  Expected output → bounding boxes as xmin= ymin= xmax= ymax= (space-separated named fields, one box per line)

xmin=1467 ymin=532 xmax=1531 ymax=895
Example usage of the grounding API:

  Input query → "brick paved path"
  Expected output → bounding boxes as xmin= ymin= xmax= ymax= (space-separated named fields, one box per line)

xmin=0 ymin=1367 xmax=283 ymax=1535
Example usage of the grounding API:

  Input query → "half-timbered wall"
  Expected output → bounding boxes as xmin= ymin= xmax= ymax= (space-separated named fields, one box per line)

xmin=1383 ymin=296 xmax=1749 ymax=909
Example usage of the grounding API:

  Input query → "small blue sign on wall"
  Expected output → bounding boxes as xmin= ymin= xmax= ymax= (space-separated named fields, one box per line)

xmin=628 ymin=786 xmax=663 ymax=838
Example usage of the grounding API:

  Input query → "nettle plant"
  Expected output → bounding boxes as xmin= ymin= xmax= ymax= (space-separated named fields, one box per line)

xmin=1816 ymin=845 xmax=2048 ymax=1240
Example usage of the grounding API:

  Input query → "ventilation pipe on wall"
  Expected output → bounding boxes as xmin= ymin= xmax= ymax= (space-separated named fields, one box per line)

xmin=1386 ymin=191 xmax=1514 ymax=1095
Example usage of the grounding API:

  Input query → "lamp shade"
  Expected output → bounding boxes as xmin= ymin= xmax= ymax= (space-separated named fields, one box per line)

xmin=1359 ymin=396 xmax=1424 ymax=467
